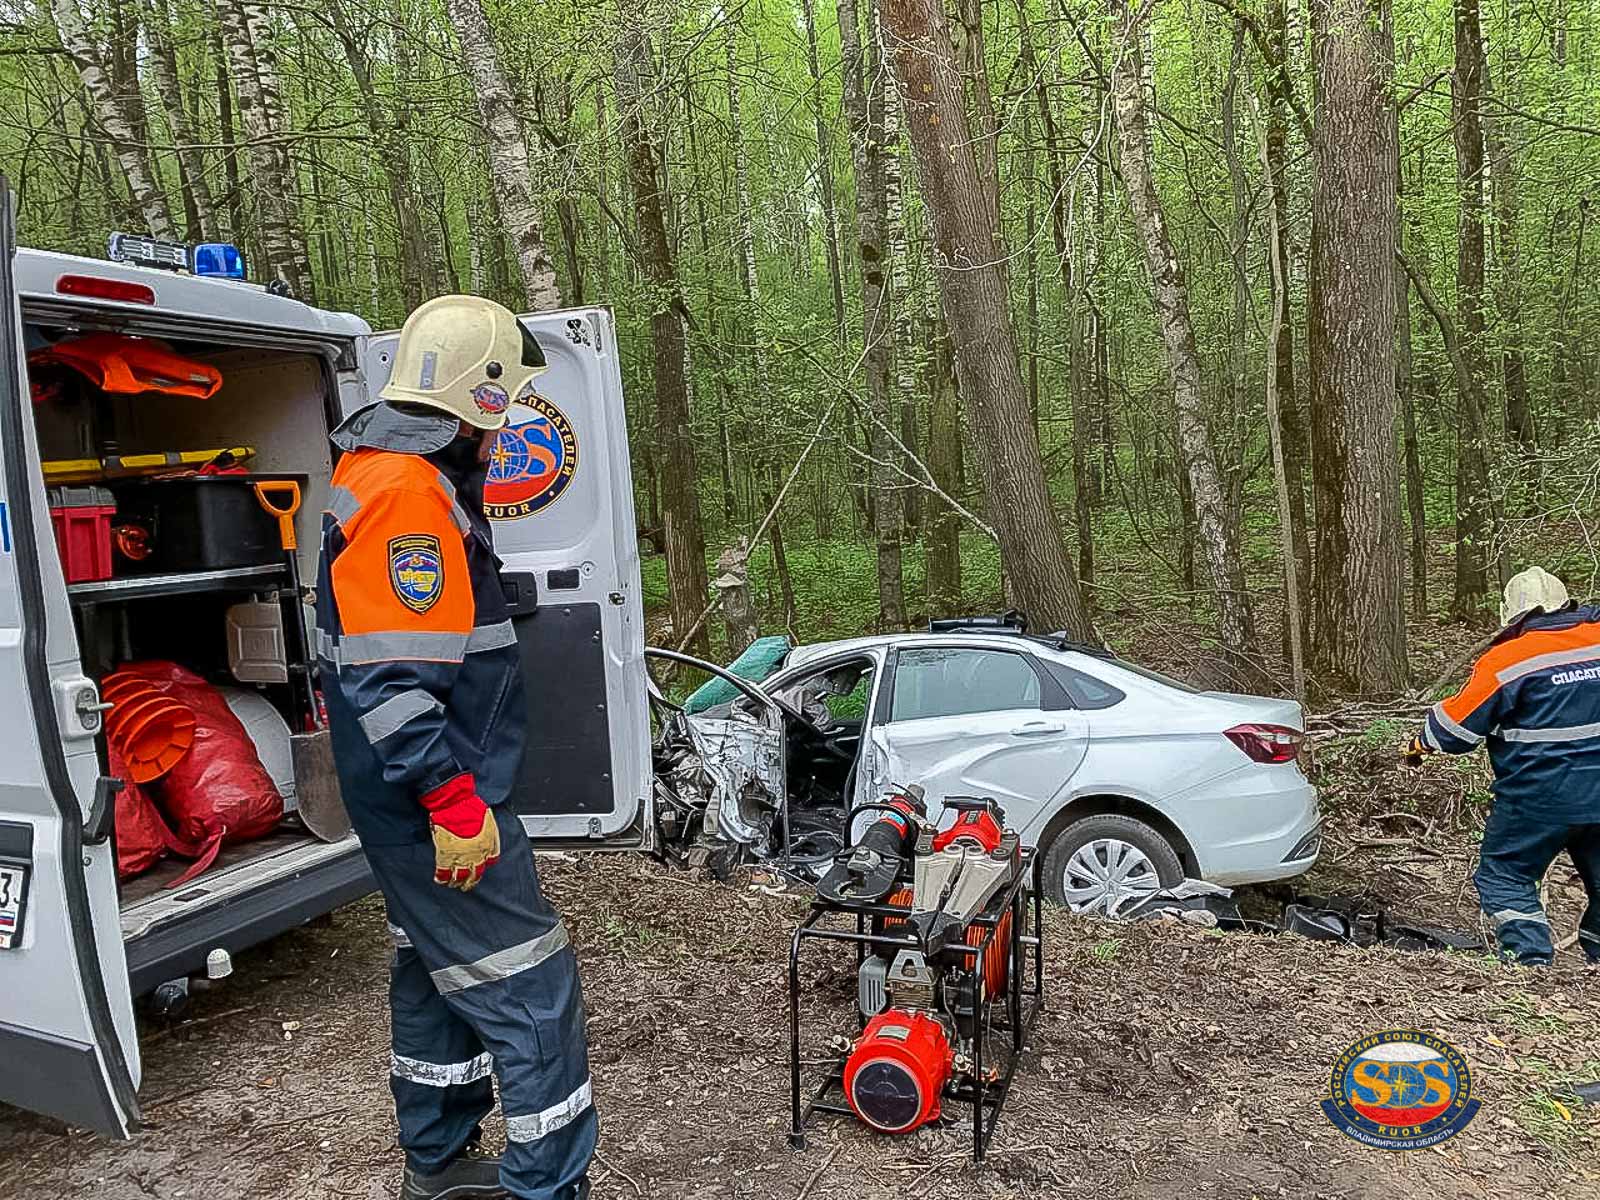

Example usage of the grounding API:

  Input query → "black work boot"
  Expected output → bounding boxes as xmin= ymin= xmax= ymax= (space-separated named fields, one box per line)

xmin=400 ymin=1143 xmax=506 ymax=1200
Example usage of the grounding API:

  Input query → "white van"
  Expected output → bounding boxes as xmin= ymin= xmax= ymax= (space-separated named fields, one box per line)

xmin=0 ymin=181 xmax=649 ymax=1137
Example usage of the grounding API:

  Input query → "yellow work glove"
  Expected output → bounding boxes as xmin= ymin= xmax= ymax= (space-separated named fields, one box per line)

xmin=1401 ymin=735 xmax=1430 ymax=769
xmin=420 ymin=774 xmax=501 ymax=891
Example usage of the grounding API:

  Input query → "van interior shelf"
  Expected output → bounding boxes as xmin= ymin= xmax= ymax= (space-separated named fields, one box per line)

xmin=67 ymin=563 xmax=286 ymax=605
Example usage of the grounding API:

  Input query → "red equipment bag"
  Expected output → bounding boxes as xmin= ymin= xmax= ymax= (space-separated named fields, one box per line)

xmin=116 ymin=662 xmax=284 ymax=881
xmin=108 ymin=745 xmax=183 ymax=881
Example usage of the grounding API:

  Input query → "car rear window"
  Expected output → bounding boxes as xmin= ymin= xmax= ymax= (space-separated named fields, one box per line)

xmin=1042 ymin=661 xmax=1126 ymax=709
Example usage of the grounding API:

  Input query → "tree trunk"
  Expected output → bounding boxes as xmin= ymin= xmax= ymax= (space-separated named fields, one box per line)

xmin=144 ymin=0 xmax=216 ymax=240
xmin=726 ymin=16 xmax=769 ymax=403
xmin=954 ymin=0 xmax=1002 ymax=245
xmin=1018 ymin=0 xmax=1096 ymax=587
xmin=882 ymin=1 xmax=921 ymax=556
xmin=839 ymin=0 xmax=905 ymax=630
xmin=1260 ymin=114 xmax=1305 ymax=700
xmin=445 ymin=0 xmax=562 ymax=310
xmin=1452 ymin=0 xmax=1493 ymax=615
xmin=1222 ymin=21 xmax=1251 ymax=529
xmin=51 ymin=0 xmax=176 ymax=241
xmin=1486 ymin=15 xmax=1532 ymax=451
xmin=593 ymin=86 xmax=613 ymax=301
xmin=214 ymin=26 xmax=246 ymax=246
xmin=217 ymin=0 xmax=309 ymax=294
xmin=1396 ymin=110 xmax=1428 ymax=619
xmin=883 ymin=0 xmax=1092 ymax=641
xmin=329 ymin=0 xmax=435 ymax=309
xmin=925 ymin=308 xmax=962 ymax=617
xmin=615 ymin=23 xmax=710 ymax=658
xmin=1307 ymin=0 xmax=1407 ymax=693
xmin=1108 ymin=0 xmax=1257 ymax=682
xmin=1266 ymin=0 xmax=1312 ymax=631
xmin=239 ymin=0 xmax=315 ymax=295
xmin=763 ymin=492 xmax=799 ymax=632
xmin=802 ymin=0 xmax=848 ymax=342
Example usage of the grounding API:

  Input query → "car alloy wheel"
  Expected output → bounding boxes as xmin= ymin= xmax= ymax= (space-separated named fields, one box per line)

xmin=1061 ymin=837 xmax=1163 ymax=918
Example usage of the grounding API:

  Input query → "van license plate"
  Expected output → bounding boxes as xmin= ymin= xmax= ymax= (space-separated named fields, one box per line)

xmin=0 ymin=863 xmax=27 ymax=949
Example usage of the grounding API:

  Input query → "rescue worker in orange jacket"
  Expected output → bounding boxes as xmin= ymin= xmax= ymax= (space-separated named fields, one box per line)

xmin=1410 ymin=566 xmax=1600 ymax=968
xmin=315 ymin=296 xmax=594 ymax=1200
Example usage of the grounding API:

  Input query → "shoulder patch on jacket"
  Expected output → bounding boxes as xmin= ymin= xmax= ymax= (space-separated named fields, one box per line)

xmin=389 ymin=534 xmax=445 ymax=613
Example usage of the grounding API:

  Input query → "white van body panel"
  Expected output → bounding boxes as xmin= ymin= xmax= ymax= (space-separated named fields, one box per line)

xmin=14 ymin=247 xmax=371 ymax=340
xmin=0 ymin=193 xmax=140 ymax=1136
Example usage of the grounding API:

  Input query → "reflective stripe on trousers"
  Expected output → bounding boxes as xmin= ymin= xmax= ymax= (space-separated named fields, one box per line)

xmin=366 ymin=809 xmax=595 ymax=1197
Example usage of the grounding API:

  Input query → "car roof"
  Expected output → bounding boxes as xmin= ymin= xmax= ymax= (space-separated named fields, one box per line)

xmin=15 ymin=246 xmax=371 ymax=340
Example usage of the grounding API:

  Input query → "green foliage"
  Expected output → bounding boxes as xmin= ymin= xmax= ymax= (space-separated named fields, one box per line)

xmin=5 ymin=0 xmax=1599 ymax=677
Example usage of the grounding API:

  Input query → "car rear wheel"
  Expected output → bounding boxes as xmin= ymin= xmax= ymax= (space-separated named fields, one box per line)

xmin=1041 ymin=814 xmax=1184 ymax=917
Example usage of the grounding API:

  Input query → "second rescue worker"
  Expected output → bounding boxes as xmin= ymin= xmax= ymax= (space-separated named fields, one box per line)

xmin=1411 ymin=566 xmax=1600 ymax=969
xmin=315 ymin=296 xmax=594 ymax=1200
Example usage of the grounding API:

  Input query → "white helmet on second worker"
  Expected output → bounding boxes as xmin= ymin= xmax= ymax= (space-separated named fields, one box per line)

xmin=378 ymin=295 xmax=548 ymax=431
xmin=1501 ymin=565 xmax=1571 ymax=627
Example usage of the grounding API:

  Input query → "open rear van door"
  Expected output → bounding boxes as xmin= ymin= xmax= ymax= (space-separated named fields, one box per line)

xmin=0 ymin=179 xmax=140 ymax=1136
xmin=358 ymin=309 xmax=649 ymax=845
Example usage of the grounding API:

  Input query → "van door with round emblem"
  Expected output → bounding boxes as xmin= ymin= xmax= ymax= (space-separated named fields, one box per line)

xmin=355 ymin=310 xmax=647 ymax=843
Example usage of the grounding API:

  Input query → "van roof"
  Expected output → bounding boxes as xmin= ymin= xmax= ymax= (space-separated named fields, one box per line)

xmin=14 ymin=246 xmax=372 ymax=340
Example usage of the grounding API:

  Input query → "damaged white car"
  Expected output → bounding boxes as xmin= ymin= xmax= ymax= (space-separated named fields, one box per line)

xmin=648 ymin=617 xmax=1323 ymax=916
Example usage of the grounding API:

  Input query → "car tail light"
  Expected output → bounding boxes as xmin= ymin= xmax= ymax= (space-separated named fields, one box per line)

xmin=55 ymin=274 xmax=156 ymax=304
xmin=1225 ymin=723 xmax=1303 ymax=764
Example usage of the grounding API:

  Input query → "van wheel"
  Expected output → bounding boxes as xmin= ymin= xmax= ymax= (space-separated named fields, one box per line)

xmin=1041 ymin=814 xmax=1184 ymax=918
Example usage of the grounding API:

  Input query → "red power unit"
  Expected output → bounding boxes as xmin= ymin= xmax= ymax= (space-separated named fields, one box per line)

xmin=843 ymin=1009 xmax=953 ymax=1134
xmin=48 ymin=486 xmax=116 ymax=583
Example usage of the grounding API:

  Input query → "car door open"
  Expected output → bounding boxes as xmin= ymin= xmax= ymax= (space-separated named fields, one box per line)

xmin=359 ymin=310 xmax=648 ymax=843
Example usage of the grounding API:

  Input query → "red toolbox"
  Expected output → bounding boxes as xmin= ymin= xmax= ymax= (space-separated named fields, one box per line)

xmin=48 ymin=486 xmax=116 ymax=583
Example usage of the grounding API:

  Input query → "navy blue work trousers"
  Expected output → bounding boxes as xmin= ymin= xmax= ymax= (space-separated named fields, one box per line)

xmin=364 ymin=807 xmax=596 ymax=1199
xmin=1474 ymin=803 xmax=1600 ymax=967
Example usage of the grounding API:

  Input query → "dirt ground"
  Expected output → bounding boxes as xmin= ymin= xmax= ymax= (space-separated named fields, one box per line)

xmin=1 ymin=828 xmax=1596 ymax=1200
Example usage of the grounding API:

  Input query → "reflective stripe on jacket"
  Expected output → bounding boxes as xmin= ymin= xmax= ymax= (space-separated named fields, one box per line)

xmin=1425 ymin=605 xmax=1600 ymax=823
xmin=315 ymin=439 xmax=526 ymax=846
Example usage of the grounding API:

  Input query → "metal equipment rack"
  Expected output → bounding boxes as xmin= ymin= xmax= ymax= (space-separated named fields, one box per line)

xmin=787 ymin=848 xmax=1044 ymax=1162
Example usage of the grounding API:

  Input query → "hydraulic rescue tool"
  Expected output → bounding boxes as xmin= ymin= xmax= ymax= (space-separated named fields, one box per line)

xmin=790 ymin=791 xmax=1044 ymax=1161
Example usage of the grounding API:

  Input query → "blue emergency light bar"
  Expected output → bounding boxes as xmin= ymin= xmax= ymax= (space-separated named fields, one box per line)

xmin=191 ymin=243 xmax=246 ymax=279
xmin=107 ymin=232 xmax=247 ymax=280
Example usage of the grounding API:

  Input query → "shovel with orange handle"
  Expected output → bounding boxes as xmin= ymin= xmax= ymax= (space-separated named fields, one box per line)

xmin=254 ymin=479 xmax=351 ymax=842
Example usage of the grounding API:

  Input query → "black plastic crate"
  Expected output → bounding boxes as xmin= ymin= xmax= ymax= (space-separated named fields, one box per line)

xmin=109 ymin=474 xmax=304 ymax=574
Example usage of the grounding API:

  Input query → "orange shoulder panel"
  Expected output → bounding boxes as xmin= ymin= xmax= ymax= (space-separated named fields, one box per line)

xmin=1441 ymin=622 xmax=1600 ymax=723
xmin=329 ymin=451 xmax=472 ymax=637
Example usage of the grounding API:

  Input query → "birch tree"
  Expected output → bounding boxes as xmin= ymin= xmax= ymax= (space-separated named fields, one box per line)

xmin=50 ymin=0 xmax=176 ymax=240
xmin=217 ymin=0 xmax=310 ymax=294
xmin=444 ymin=0 xmax=562 ymax=310
xmin=838 ymin=0 xmax=905 ymax=630
xmin=1107 ymin=0 xmax=1257 ymax=682
xmin=1452 ymin=0 xmax=1494 ymax=614
xmin=143 ymin=0 xmax=216 ymax=239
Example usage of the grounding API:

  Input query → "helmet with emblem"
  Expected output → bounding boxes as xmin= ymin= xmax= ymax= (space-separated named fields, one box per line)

xmin=377 ymin=294 xmax=548 ymax=431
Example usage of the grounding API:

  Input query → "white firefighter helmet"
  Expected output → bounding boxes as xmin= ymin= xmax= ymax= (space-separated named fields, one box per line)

xmin=377 ymin=295 xmax=547 ymax=431
xmin=1500 ymin=565 xmax=1570 ymax=627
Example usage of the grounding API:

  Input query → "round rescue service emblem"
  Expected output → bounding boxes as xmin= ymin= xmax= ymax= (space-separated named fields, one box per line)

xmin=484 ymin=393 xmax=578 ymax=521
xmin=1321 ymin=1029 xmax=1481 ymax=1150
xmin=472 ymin=380 xmax=511 ymax=417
